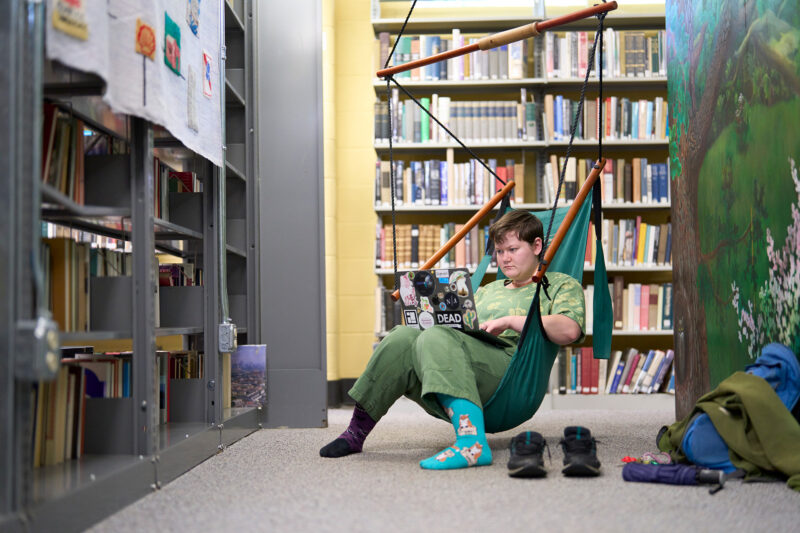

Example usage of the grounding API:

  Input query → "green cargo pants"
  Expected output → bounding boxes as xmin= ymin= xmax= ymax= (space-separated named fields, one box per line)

xmin=348 ymin=325 xmax=516 ymax=423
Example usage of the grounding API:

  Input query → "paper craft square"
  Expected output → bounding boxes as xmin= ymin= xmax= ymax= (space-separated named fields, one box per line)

xmin=202 ymin=50 xmax=213 ymax=98
xmin=187 ymin=0 xmax=200 ymax=36
xmin=164 ymin=12 xmax=181 ymax=75
xmin=52 ymin=0 xmax=89 ymax=41
xmin=135 ymin=19 xmax=156 ymax=60
xmin=187 ymin=67 xmax=199 ymax=132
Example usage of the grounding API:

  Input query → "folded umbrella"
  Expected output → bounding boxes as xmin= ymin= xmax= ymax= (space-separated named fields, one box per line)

xmin=622 ymin=463 xmax=726 ymax=494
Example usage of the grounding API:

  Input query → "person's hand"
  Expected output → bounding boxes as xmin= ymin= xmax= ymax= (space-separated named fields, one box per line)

xmin=480 ymin=317 xmax=509 ymax=335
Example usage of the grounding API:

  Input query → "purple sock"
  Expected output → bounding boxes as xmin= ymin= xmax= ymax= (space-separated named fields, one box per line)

xmin=339 ymin=403 xmax=377 ymax=452
xmin=320 ymin=403 xmax=377 ymax=458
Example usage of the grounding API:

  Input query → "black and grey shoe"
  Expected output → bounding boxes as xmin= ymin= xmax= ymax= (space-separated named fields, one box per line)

xmin=559 ymin=426 xmax=601 ymax=477
xmin=507 ymin=431 xmax=550 ymax=478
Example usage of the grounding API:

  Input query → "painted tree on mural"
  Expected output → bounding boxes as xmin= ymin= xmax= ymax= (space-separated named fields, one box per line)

xmin=667 ymin=0 xmax=800 ymax=416
xmin=667 ymin=0 xmax=742 ymax=416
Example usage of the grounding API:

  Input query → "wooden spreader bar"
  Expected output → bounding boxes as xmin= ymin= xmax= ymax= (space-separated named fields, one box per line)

xmin=376 ymin=1 xmax=617 ymax=79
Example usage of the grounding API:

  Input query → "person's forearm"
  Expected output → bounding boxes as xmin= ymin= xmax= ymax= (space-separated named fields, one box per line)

xmin=541 ymin=314 xmax=582 ymax=345
xmin=504 ymin=315 xmax=527 ymax=333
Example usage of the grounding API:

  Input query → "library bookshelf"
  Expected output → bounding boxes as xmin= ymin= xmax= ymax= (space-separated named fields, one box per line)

xmin=1 ymin=1 xmax=260 ymax=531
xmin=371 ymin=8 xmax=673 ymax=410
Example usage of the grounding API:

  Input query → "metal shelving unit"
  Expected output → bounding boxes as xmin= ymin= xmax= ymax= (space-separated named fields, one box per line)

xmin=224 ymin=0 xmax=259 ymax=345
xmin=1 ymin=1 xmax=261 ymax=530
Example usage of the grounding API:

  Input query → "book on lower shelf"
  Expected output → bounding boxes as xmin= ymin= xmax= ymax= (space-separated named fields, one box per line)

xmin=552 ymin=347 xmax=674 ymax=396
xmin=585 ymin=279 xmax=672 ymax=332
xmin=30 ymin=347 xmax=207 ymax=468
xmin=230 ymin=345 xmax=267 ymax=408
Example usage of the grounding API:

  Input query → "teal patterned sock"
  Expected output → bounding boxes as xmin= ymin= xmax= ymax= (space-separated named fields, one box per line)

xmin=420 ymin=395 xmax=492 ymax=470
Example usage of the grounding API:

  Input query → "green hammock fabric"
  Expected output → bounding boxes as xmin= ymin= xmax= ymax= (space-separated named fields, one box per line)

xmin=472 ymin=198 xmax=613 ymax=433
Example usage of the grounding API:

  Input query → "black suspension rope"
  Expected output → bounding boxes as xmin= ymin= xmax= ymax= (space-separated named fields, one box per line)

xmin=384 ymin=0 xmax=419 ymax=290
xmin=384 ymin=0 xmax=418 ymax=70
xmin=389 ymin=78 xmax=507 ymax=188
xmin=541 ymin=15 xmax=605 ymax=264
xmin=388 ymin=77 xmax=400 ymax=290
xmin=594 ymin=13 xmax=606 ymax=241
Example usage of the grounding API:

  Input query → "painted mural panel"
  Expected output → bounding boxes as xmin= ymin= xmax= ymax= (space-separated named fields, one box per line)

xmin=667 ymin=0 xmax=800 ymax=410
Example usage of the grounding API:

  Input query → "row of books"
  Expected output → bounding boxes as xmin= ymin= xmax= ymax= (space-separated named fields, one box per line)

xmin=542 ymin=156 xmax=670 ymax=206
xmin=544 ymin=94 xmax=668 ymax=142
xmin=375 ymin=28 xmax=666 ymax=82
xmin=374 ymin=92 xmax=542 ymax=143
xmin=545 ymin=29 xmax=666 ymax=80
xmin=41 ymin=236 xmax=202 ymax=332
xmin=553 ymin=347 xmax=675 ymax=395
xmin=376 ymin=222 xmax=491 ymax=271
xmin=42 ymin=222 xmax=131 ymax=252
xmin=584 ymin=281 xmax=673 ymax=333
xmin=374 ymin=93 xmax=667 ymax=145
xmin=154 ymin=159 xmax=202 ymax=220
xmin=586 ymin=218 xmax=672 ymax=268
xmin=377 ymin=32 xmax=540 ymax=82
xmin=31 ymin=349 xmax=132 ymax=467
xmin=42 ymin=102 xmax=128 ymax=205
xmin=31 ymin=348 xmax=205 ymax=468
xmin=42 ymin=238 xmax=97 ymax=333
xmin=159 ymin=262 xmax=203 ymax=287
xmin=157 ymin=350 xmax=205 ymax=424
xmin=374 ymin=218 xmax=672 ymax=272
xmin=374 ymin=154 xmax=524 ymax=207
xmin=374 ymin=155 xmax=670 ymax=207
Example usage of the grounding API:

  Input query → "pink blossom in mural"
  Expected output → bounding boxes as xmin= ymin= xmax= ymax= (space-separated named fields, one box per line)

xmin=732 ymin=158 xmax=800 ymax=358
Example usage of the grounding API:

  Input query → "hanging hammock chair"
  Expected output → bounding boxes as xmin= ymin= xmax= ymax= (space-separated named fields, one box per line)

xmin=378 ymin=1 xmax=616 ymax=434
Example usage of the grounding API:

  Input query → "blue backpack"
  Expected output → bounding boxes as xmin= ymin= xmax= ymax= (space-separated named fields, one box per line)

xmin=681 ymin=343 xmax=800 ymax=472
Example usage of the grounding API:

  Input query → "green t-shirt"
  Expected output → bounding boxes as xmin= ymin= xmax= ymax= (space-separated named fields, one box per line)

xmin=474 ymin=271 xmax=585 ymax=345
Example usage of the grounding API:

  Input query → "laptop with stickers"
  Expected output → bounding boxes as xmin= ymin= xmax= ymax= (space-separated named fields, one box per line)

xmin=398 ymin=268 xmax=480 ymax=332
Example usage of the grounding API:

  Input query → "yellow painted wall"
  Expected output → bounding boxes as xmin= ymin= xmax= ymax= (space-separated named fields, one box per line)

xmin=323 ymin=0 xmax=339 ymax=382
xmin=325 ymin=0 xmax=666 ymax=381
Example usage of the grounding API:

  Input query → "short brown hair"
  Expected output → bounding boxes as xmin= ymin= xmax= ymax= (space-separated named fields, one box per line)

xmin=489 ymin=210 xmax=543 ymax=246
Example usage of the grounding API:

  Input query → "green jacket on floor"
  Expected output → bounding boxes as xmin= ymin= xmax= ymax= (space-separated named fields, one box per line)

xmin=658 ymin=371 xmax=800 ymax=491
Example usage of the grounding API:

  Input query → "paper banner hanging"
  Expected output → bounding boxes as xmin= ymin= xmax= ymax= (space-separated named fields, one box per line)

xmin=164 ymin=12 xmax=181 ymax=75
xmin=187 ymin=0 xmax=201 ymax=36
xmin=135 ymin=19 xmax=156 ymax=60
xmin=52 ymin=0 xmax=89 ymax=41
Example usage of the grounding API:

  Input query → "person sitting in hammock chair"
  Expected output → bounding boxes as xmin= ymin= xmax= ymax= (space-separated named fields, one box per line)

xmin=320 ymin=209 xmax=585 ymax=470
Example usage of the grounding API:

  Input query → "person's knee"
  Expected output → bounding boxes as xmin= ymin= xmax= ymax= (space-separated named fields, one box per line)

xmin=381 ymin=325 xmax=420 ymax=349
xmin=370 ymin=326 xmax=419 ymax=365
xmin=414 ymin=326 xmax=461 ymax=363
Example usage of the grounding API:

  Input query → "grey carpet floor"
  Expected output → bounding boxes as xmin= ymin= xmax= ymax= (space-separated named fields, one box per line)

xmin=89 ymin=398 xmax=799 ymax=533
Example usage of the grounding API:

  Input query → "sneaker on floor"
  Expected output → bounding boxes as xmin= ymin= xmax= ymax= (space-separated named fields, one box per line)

xmin=559 ymin=426 xmax=601 ymax=477
xmin=507 ymin=431 xmax=549 ymax=478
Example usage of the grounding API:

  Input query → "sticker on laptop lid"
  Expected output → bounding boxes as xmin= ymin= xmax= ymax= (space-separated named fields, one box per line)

xmin=449 ymin=271 xmax=470 ymax=297
xmin=419 ymin=297 xmax=434 ymax=313
xmin=399 ymin=272 xmax=417 ymax=307
xmin=418 ymin=312 xmax=435 ymax=329
xmin=403 ymin=310 xmax=419 ymax=328
xmin=463 ymin=309 xmax=477 ymax=329
xmin=437 ymin=311 xmax=463 ymax=327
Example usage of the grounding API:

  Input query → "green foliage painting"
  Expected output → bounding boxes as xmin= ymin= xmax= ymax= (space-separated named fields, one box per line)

xmin=667 ymin=0 xmax=800 ymax=388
